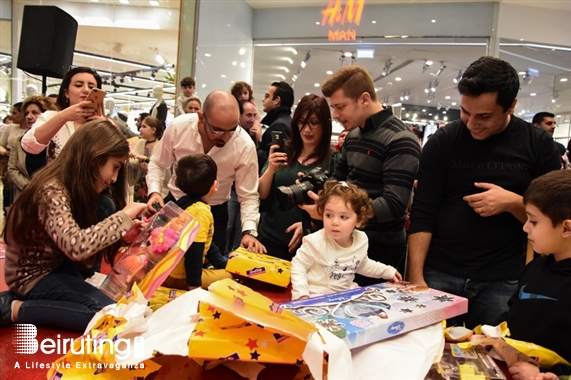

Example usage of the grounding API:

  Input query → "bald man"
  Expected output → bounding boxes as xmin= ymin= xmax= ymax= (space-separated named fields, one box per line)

xmin=147 ymin=91 xmax=265 ymax=253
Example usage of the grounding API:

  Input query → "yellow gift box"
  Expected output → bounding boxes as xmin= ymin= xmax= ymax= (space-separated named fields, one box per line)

xmin=226 ymin=247 xmax=291 ymax=287
xmin=189 ymin=278 xmax=317 ymax=367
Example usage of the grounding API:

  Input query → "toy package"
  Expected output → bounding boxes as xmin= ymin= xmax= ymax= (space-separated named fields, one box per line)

xmin=426 ymin=344 xmax=507 ymax=380
xmin=280 ymin=282 xmax=468 ymax=349
xmin=100 ymin=201 xmax=198 ymax=301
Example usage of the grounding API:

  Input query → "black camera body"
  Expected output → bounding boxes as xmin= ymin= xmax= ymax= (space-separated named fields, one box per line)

xmin=276 ymin=167 xmax=329 ymax=211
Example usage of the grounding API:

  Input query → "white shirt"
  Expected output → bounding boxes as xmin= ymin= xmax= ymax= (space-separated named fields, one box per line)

xmin=291 ymin=229 xmax=397 ymax=300
xmin=146 ymin=113 xmax=260 ymax=232
xmin=21 ymin=110 xmax=75 ymax=159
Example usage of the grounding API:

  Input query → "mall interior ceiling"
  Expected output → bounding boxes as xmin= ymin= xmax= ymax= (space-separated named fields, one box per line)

xmin=0 ymin=0 xmax=569 ymax=123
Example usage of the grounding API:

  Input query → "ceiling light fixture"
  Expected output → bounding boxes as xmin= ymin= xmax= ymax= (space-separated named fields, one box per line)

xmin=453 ymin=70 xmax=462 ymax=83
xmin=149 ymin=0 xmax=159 ymax=6
xmin=381 ymin=59 xmax=393 ymax=77
xmin=425 ymin=82 xmax=432 ymax=94
xmin=422 ymin=60 xmax=433 ymax=74
xmin=435 ymin=61 xmax=446 ymax=76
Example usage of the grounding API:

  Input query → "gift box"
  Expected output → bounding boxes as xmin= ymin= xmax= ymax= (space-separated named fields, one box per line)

xmin=426 ymin=344 xmax=506 ymax=380
xmin=225 ymin=247 xmax=291 ymax=287
xmin=100 ymin=201 xmax=199 ymax=301
xmin=280 ymin=281 xmax=468 ymax=350
xmin=189 ymin=278 xmax=317 ymax=367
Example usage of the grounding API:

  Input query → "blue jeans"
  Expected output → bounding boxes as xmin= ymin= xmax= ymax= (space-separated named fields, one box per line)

xmin=424 ymin=267 xmax=518 ymax=329
xmin=225 ymin=187 xmax=242 ymax=255
xmin=18 ymin=260 xmax=114 ymax=332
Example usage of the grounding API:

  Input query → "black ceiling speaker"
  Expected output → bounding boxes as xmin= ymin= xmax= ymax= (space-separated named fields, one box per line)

xmin=17 ymin=5 xmax=78 ymax=79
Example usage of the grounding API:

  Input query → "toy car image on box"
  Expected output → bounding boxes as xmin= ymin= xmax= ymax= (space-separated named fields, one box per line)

xmin=280 ymin=281 xmax=468 ymax=349
xmin=225 ymin=247 xmax=291 ymax=287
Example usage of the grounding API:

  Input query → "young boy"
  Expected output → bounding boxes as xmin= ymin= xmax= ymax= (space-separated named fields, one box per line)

xmin=175 ymin=76 xmax=196 ymax=116
xmin=163 ymin=154 xmax=232 ymax=290
xmin=505 ymin=170 xmax=571 ymax=380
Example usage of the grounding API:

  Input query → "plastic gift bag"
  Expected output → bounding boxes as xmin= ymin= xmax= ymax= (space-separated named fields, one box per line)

xmin=99 ymin=201 xmax=199 ymax=300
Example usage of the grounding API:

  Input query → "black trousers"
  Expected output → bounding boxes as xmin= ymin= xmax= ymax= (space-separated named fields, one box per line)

xmin=165 ymin=193 xmax=229 ymax=256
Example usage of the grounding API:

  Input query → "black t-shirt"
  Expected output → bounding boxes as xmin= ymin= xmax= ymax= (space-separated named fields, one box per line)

xmin=409 ymin=116 xmax=560 ymax=281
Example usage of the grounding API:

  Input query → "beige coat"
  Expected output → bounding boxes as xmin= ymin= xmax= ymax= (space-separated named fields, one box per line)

xmin=128 ymin=138 xmax=170 ymax=198
xmin=7 ymin=127 xmax=29 ymax=199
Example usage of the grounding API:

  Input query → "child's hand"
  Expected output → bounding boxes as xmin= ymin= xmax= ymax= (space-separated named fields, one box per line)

xmin=509 ymin=361 xmax=541 ymax=380
xmin=390 ymin=270 xmax=403 ymax=282
xmin=123 ymin=202 xmax=148 ymax=220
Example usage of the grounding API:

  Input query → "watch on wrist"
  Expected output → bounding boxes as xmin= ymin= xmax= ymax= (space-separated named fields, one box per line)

xmin=242 ymin=229 xmax=258 ymax=238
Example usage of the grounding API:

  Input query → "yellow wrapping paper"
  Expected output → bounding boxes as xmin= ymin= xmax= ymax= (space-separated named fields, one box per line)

xmin=189 ymin=278 xmax=317 ymax=367
xmin=148 ymin=286 xmax=188 ymax=311
xmin=47 ymin=284 xmax=161 ymax=379
xmin=226 ymin=247 xmax=292 ymax=287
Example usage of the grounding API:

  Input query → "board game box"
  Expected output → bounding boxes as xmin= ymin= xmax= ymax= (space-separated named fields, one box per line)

xmin=280 ymin=282 xmax=468 ymax=349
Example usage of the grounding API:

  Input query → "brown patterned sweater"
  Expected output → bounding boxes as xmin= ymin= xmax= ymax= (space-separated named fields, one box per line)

xmin=4 ymin=180 xmax=133 ymax=296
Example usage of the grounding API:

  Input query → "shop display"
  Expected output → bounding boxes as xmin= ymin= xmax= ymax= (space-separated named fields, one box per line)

xmin=226 ymin=247 xmax=292 ymax=287
xmin=280 ymin=281 xmax=468 ymax=349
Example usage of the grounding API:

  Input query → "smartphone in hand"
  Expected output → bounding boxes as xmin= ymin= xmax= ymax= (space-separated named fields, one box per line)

xmin=271 ymin=130 xmax=285 ymax=153
xmin=84 ymin=88 xmax=107 ymax=109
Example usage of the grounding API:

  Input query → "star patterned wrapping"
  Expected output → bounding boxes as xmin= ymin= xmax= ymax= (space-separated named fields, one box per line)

xmin=280 ymin=281 xmax=468 ymax=349
xmin=225 ymin=247 xmax=292 ymax=287
xmin=189 ymin=279 xmax=317 ymax=366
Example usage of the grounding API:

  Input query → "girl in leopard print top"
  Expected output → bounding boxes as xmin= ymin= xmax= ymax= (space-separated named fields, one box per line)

xmin=1 ymin=120 xmax=147 ymax=331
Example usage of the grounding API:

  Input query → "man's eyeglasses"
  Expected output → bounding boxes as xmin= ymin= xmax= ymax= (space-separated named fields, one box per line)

xmin=204 ymin=116 xmax=240 ymax=136
xmin=298 ymin=120 xmax=321 ymax=130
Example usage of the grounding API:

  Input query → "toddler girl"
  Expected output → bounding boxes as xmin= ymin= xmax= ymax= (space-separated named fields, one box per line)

xmin=291 ymin=181 xmax=402 ymax=300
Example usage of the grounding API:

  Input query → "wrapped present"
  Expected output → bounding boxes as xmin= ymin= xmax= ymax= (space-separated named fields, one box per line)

xmin=189 ymin=278 xmax=317 ymax=367
xmin=226 ymin=247 xmax=291 ymax=287
xmin=280 ymin=281 xmax=468 ymax=350
xmin=148 ymin=286 xmax=187 ymax=311
xmin=100 ymin=201 xmax=199 ymax=301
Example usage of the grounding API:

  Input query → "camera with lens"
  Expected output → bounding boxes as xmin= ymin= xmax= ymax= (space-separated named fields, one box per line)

xmin=276 ymin=167 xmax=329 ymax=211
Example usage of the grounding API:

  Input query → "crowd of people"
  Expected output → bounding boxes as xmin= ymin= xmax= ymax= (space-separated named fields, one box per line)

xmin=0 ymin=55 xmax=570 ymax=379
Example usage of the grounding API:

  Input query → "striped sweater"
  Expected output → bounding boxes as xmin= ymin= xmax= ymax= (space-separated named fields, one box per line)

xmin=332 ymin=108 xmax=421 ymax=246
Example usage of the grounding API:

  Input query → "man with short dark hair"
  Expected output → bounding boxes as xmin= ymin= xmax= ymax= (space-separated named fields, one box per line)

xmin=302 ymin=65 xmax=421 ymax=281
xmin=258 ymin=81 xmax=294 ymax=169
xmin=136 ymin=112 xmax=149 ymax=131
xmin=408 ymin=56 xmax=561 ymax=328
xmin=532 ymin=111 xmax=566 ymax=159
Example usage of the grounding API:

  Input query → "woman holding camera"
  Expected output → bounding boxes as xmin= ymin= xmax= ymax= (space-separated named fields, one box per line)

xmin=257 ymin=94 xmax=340 ymax=260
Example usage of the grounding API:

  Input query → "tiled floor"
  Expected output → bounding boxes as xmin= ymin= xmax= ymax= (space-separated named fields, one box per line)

xmin=0 ymin=242 xmax=295 ymax=379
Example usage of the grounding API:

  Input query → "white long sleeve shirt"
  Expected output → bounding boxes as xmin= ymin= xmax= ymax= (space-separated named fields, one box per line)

xmin=291 ymin=229 xmax=397 ymax=300
xmin=146 ymin=113 xmax=260 ymax=232
xmin=21 ymin=110 xmax=75 ymax=159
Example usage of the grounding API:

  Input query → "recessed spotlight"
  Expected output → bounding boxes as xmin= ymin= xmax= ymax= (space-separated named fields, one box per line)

xmin=239 ymin=48 xmax=246 ymax=55
xmin=232 ymin=61 xmax=237 ymax=66
xmin=518 ymin=71 xmax=526 ymax=75
xmin=326 ymin=70 xmax=333 ymax=75
xmin=445 ymin=96 xmax=450 ymax=99
xmin=427 ymin=100 xmax=431 ymax=103
xmin=425 ymin=60 xmax=433 ymax=66
xmin=221 ymin=74 xmax=226 ymax=78
xmin=314 ymin=83 xmax=320 ymax=87
xmin=530 ymin=93 xmax=536 ymax=96
xmin=240 ymin=62 xmax=245 ymax=68
xmin=395 ymin=77 xmax=401 ymax=81
xmin=204 ymin=53 xmax=211 ymax=57
xmin=422 ymin=109 xmax=426 ymax=112
xmin=201 ymin=83 xmax=206 ymax=88
xmin=443 ymin=111 xmax=447 ymax=114
xmin=429 ymin=113 xmax=432 ymax=116
xmin=372 ymin=20 xmax=376 ymax=24
xmin=561 ymin=78 xmax=569 ymax=82
xmin=451 ymin=102 xmax=457 ymax=106
xmin=149 ymin=0 xmax=159 ymax=5
xmin=305 ymin=92 xmax=310 ymax=95
xmin=315 ymin=22 xmax=320 ymax=25
xmin=556 ymin=115 xmax=561 ymax=117
xmin=431 ymin=19 xmax=436 ymax=23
